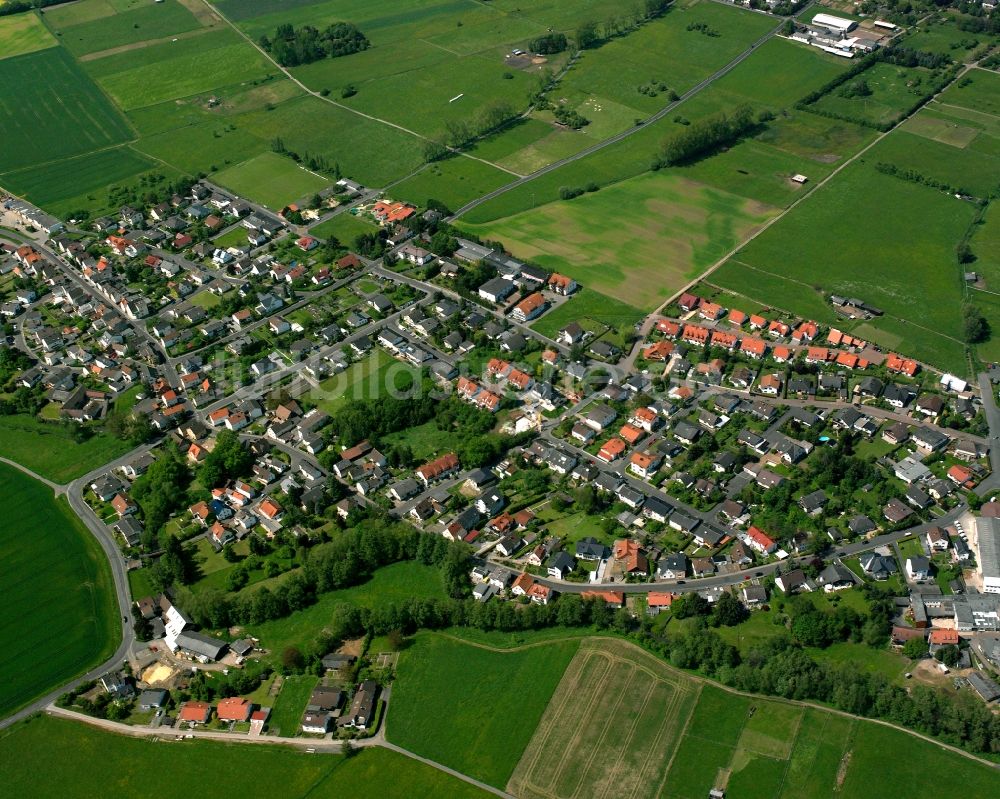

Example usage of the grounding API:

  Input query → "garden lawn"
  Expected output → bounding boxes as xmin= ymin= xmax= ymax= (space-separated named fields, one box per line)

xmin=531 ymin=287 xmax=643 ymax=339
xmin=388 ymin=632 xmax=580 ymax=787
xmin=268 ymin=674 xmax=317 ymax=737
xmin=460 ymin=171 xmax=777 ymax=310
xmin=312 ymin=350 xmax=421 ymax=413
xmin=310 ymin=211 xmax=379 ymax=245
xmin=0 ymin=714 xmax=494 ymax=798
xmin=0 ymin=415 xmax=133 ymax=483
xmin=0 ymin=11 xmax=56 ymax=59
xmin=246 ymin=561 xmax=449 ymax=656
xmin=214 ymin=152 xmax=331 ymax=210
xmin=0 ymin=465 xmax=118 ymax=718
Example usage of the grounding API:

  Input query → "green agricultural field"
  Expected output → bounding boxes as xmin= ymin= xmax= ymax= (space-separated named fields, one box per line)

xmin=971 ymin=201 xmax=1000 ymax=291
xmin=0 ymin=714 xmax=494 ymax=798
xmin=310 ymin=211 xmax=379 ymax=245
xmin=0 ymin=11 xmax=56 ymax=59
xmin=268 ymin=674 xmax=317 ymax=736
xmin=312 ymin=350 xmax=422 ymax=414
xmin=0 ymin=465 xmax=118 ymax=718
xmin=0 ymin=415 xmax=133 ymax=483
xmin=531 ymin=287 xmax=643 ymax=342
xmin=715 ymin=161 xmax=978 ymax=373
xmin=945 ymin=68 xmax=1000 ymax=118
xmin=49 ymin=0 xmax=205 ymax=57
xmin=865 ymin=128 xmax=1000 ymax=198
xmin=0 ymin=47 xmax=134 ymax=174
xmin=86 ymin=29 xmax=276 ymax=110
xmin=213 ymin=152 xmax=331 ymax=209
xmin=811 ymin=62 xmax=932 ymax=128
xmin=509 ymin=637 xmax=700 ymax=799
xmin=246 ymin=561 xmax=449 ymax=656
xmin=392 ymin=157 xmax=516 ymax=211
xmin=388 ymin=632 xmax=580 ymax=788
xmin=461 ymin=171 xmax=777 ymax=309
xmin=0 ymin=146 xmax=159 ymax=212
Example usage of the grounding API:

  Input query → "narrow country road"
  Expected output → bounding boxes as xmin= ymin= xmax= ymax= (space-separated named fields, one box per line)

xmin=0 ymin=456 xmax=64 ymax=494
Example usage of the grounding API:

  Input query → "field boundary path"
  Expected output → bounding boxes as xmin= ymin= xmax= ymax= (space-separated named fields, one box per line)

xmin=0 ymin=455 xmax=63 ymax=493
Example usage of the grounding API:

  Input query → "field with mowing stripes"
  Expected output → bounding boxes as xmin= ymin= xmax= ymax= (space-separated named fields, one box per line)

xmin=0 ymin=464 xmax=118 ymax=719
xmin=509 ymin=637 xmax=699 ymax=799
xmin=0 ymin=47 xmax=134 ymax=173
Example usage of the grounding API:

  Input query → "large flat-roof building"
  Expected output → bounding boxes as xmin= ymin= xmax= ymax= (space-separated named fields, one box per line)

xmin=978 ymin=516 xmax=1000 ymax=594
xmin=812 ymin=13 xmax=857 ymax=33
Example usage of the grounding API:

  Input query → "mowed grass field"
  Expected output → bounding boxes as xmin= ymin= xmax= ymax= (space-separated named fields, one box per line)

xmin=0 ymin=47 xmax=134 ymax=174
xmin=508 ymin=637 xmax=699 ymax=799
xmin=310 ymin=211 xmax=379 ymax=245
xmin=387 ymin=633 xmax=580 ymax=787
xmin=0 ymin=415 xmax=133 ymax=483
xmin=459 ymin=171 xmax=778 ymax=310
xmin=213 ymin=152 xmax=330 ymax=209
xmin=0 ymin=714 xmax=494 ymax=798
xmin=312 ymin=350 xmax=422 ymax=414
xmin=0 ymin=10 xmax=56 ymax=59
xmin=714 ymin=161 xmax=977 ymax=373
xmin=0 ymin=464 xmax=118 ymax=718
xmin=46 ymin=0 xmax=207 ymax=57
xmin=392 ymin=156 xmax=516 ymax=211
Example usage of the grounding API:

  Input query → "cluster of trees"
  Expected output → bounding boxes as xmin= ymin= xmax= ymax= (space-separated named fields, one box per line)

xmin=178 ymin=518 xmax=470 ymax=629
xmin=321 ymin=394 xmax=439 ymax=452
xmin=197 ymin=430 xmax=254 ymax=489
xmin=528 ymin=33 xmax=568 ymax=54
xmin=654 ymin=104 xmax=758 ymax=168
xmin=839 ymin=79 xmax=873 ymax=98
xmin=130 ymin=445 xmax=191 ymax=539
xmin=0 ymin=345 xmax=31 ymax=389
xmin=963 ymin=303 xmax=990 ymax=344
xmin=553 ymin=106 xmax=589 ymax=129
xmin=559 ymin=182 xmax=600 ymax=200
xmin=57 ymin=679 xmax=132 ymax=721
xmin=183 ymin=664 xmax=270 ymax=702
xmin=104 ymin=411 xmax=153 ymax=446
xmin=1 ymin=0 xmax=72 ymax=17
xmin=686 ymin=21 xmax=719 ymax=37
xmin=259 ymin=22 xmax=370 ymax=67
xmin=637 ymin=79 xmax=676 ymax=99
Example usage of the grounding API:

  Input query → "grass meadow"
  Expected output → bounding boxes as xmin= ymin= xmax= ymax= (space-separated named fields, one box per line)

xmin=460 ymin=171 xmax=777 ymax=309
xmin=312 ymin=350 xmax=422 ymax=414
xmin=310 ymin=211 xmax=379 ymax=245
xmin=388 ymin=632 xmax=580 ymax=787
xmin=714 ymin=161 xmax=977 ymax=373
xmin=0 ymin=415 xmax=133 ymax=483
xmin=531 ymin=288 xmax=644 ymax=338
xmin=811 ymin=62 xmax=933 ymax=128
xmin=0 ymin=714 xmax=493 ymax=798
xmin=392 ymin=157 xmax=515 ymax=211
xmin=0 ymin=465 xmax=118 ymax=718
xmin=0 ymin=10 xmax=56 ymax=59
xmin=213 ymin=152 xmax=331 ymax=209
xmin=0 ymin=47 xmax=134 ymax=173
xmin=246 ymin=561 xmax=448 ymax=658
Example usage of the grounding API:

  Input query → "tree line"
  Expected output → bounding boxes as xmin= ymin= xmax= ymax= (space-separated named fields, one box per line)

xmin=653 ymin=104 xmax=758 ymax=168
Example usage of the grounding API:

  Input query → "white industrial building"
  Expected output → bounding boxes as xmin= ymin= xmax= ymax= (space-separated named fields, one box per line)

xmin=979 ymin=516 xmax=1000 ymax=594
xmin=811 ymin=13 xmax=857 ymax=33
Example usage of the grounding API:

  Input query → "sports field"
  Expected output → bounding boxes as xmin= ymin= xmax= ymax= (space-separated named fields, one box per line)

xmin=0 ymin=714 xmax=493 ymax=798
xmin=460 ymin=171 xmax=777 ymax=309
xmin=509 ymin=637 xmax=699 ymax=799
xmin=0 ymin=10 xmax=56 ymax=59
xmin=214 ymin=152 xmax=330 ymax=209
xmin=387 ymin=633 xmax=580 ymax=787
xmin=0 ymin=464 xmax=118 ymax=718
xmin=0 ymin=47 xmax=134 ymax=174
